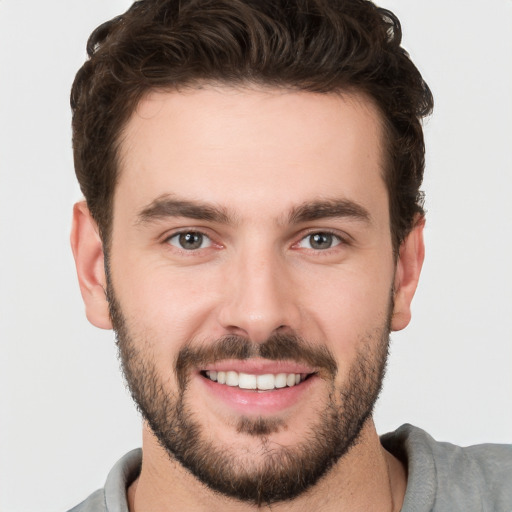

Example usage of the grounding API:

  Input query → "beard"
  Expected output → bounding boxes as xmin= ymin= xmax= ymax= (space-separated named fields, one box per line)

xmin=107 ymin=284 xmax=391 ymax=506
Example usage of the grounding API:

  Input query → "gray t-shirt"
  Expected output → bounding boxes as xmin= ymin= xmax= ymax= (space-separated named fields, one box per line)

xmin=68 ymin=424 xmax=512 ymax=511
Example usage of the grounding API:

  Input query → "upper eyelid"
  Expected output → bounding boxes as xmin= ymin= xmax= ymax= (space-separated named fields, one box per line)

xmin=295 ymin=231 xmax=343 ymax=248
xmin=160 ymin=227 xmax=351 ymax=249
xmin=166 ymin=230 xmax=211 ymax=239
xmin=165 ymin=230 xmax=216 ymax=253
xmin=295 ymin=228 xmax=351 ymax=244
xmin=162 ymin=227 xmax=215 ymax=241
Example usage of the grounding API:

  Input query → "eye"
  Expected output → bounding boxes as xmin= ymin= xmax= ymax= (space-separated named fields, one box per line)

xmin=297 ymin=232 xmax=342 ymax=250
xmin=167 ymin=231 xmax=212 ymax=250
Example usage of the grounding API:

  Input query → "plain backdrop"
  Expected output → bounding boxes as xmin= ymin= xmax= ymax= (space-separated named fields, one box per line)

xmin=0 ymin=1 xmax=511 ymax=511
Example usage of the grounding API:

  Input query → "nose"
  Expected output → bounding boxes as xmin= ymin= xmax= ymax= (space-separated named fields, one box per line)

xmin=217 ymin=246 xmax=301 ymax=343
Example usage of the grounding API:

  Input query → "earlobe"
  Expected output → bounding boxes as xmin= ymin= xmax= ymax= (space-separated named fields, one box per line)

xmin=391 ymin=217 xmax=425 ymax=332
xmin=70 ymin=201 xmax=113 ymax=330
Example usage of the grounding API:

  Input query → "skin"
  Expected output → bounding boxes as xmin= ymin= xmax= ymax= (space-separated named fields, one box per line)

xmin=71 ymin=87 xmax=424 ymax=511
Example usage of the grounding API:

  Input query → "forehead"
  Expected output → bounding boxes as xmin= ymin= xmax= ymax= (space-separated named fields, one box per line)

xmin=116 ymin=86 xmax=388 ymax=224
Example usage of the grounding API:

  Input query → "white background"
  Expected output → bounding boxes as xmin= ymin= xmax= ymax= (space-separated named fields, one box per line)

xmin=0 ymin=1 xmax=511 ymax=511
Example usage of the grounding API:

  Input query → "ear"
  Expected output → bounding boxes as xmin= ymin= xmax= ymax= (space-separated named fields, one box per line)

xmin=70 ymin=201 xmax=112 ymax=330
xmin=391 ymin=217 xmax=425 ymax=332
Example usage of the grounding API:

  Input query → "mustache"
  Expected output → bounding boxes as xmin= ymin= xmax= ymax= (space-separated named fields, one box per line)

xmin=175 ymin=333 xmax=337 ymax=391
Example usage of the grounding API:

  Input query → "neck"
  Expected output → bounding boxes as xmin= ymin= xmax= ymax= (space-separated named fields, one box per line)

xmin=128 ymin=419 xmax=406 ymax=512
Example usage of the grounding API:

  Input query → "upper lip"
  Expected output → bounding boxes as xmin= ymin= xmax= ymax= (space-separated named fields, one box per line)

xmin=201 ymin=358 xmax=316 ymax=375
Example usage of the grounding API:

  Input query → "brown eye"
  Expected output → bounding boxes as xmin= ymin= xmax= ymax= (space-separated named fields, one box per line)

xmin=168 ymin=231 xmax=210 ymax=250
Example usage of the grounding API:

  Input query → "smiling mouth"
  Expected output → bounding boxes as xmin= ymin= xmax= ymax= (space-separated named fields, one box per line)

xmin=202 ymin=370 xmax=312 ymax=391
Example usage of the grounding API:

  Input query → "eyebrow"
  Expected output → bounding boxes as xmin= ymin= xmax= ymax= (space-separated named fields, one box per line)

xmin=136 ymin=195 xmax=371 ymax=227
xmin=137 ymin=195 xmax=232 ymax=225
xmin=287 ymin=199 xmax=371 ymax=225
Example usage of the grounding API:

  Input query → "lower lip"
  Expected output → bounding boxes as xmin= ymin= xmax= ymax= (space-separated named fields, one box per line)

xmin=199 ymin=373 xmax=317 ymax=415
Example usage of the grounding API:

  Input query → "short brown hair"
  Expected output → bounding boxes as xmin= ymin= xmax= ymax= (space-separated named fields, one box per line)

xmin=71 ymin=0 xmax=433 ymax=250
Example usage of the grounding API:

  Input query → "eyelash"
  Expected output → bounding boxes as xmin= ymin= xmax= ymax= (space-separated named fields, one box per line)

xmin=294 ymin=230 xmax=346 ymax=251
xmin=164 ymin=229 xmax=349 ymax=253
xmin=165 ymin=230 xmax=216 ymax=252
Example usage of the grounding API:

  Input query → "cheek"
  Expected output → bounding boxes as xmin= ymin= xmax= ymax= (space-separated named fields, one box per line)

xmin=112 ymin=260 xmax=224 ymax=346
xmin=298 ymin=263 xmax=393 ymax=355
xmin=110 ymin=233 xmax=395 ymax=364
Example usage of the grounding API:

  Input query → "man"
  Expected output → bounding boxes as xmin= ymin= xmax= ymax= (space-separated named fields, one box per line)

xmin=68 ymin=0 xmax=512 ymax=511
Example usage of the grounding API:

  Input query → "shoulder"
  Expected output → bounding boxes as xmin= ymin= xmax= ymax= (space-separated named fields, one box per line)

xmin=67 ymin=489 xmax=106 ymax=512
xmin=381 ymin=424 xmax=512 ymax=512
xmin=66 ymin=448 xmax=142 ymax=512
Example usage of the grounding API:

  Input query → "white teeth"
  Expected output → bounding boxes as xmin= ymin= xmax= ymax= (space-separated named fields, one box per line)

xmin=257 ymin=374 xmax=275 ymax=390
xmin=206 ymin=370 xmax=218 ymax=381
xmin=205 ymin=370 xmax=305 ymax=390
xmin=225 ymin=371 xmax=239 ymax=387
xmin=275 ymin=373 xmax=287 ymax=388
xmin=238 ymin=372 xmax=257 ymax=389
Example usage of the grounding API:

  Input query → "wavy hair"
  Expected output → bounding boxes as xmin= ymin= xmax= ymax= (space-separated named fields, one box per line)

xmin=71 ymin=0 xmax=433 ymax=251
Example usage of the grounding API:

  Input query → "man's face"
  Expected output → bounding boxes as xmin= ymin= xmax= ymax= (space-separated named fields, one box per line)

xmin=78 ymin=87 xmax=420 ymax=504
